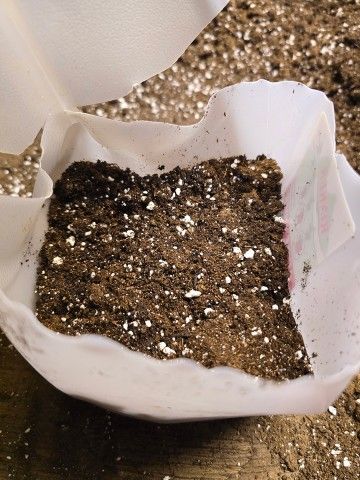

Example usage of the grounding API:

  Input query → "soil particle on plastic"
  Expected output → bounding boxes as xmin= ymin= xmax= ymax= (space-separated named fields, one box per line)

xmin=301 ymin=261 xmax=312 ymax=289
xmin=36 ymin=155 xmax=311 ymax=381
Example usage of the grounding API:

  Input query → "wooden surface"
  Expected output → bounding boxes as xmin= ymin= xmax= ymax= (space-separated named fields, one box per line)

xmin=0 ymin=334 xmax=285 ymax=480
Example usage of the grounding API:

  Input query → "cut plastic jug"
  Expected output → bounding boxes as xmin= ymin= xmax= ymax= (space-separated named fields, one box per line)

xmin=0 ymin=80 xmax=359 ymax=421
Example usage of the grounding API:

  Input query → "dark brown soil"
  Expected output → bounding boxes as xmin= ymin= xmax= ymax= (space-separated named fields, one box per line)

xmin=36 ymin=156 xmax=311 ymax=381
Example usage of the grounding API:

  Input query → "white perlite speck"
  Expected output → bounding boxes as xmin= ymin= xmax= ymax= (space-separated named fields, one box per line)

xmin=163 ymin=346 xmax=176 ymax=356
xmin=343 ymin=457 xmax=351 ymax=468
xmin=272 ymin=304 xmax=279 ymax=310
xmin=182 ymin=214 xmax=194 ymax=225
xmin=158 ymin=342 xmax=175 ymax=356
xmin=145 ymin=320 xmax=152 ymax=328
xmin=123 ymin=230 xmax=135 ymax=238
xmin=274 ymin=215 xmax=285 ymax=224
xmin=52 ymin=256 xmax=63 ymax=265
xmin=185 ymin=289 xmax=202 ymax=299
xmin=204 ymin=308 xmax=214 ymax=316
xmin=233 ymin=246 xmax=241 ymax=254
xmin=225 ymin=276 xmax=231 ymax=284
xmin=251 ymin=328 xmax=262 ymax=336
xmin=264 ymin=247 xmax=272 ymax=256
xmin=328 ymin=405 xmax=337 ymax=416
xmin=146 ymin=201 xmax=155 ymax=211
xmin=295 ymin=350 xmax=303 ymax=360
xmin=244 ymin=248 xmax=255 ymax=259
xmin=66 ymin=236 xmax=75 ymax=246
xmin=176 ymin=225 xmax=186 ymax=236
xmin=331 ymin=446 xmax=342 ymax=456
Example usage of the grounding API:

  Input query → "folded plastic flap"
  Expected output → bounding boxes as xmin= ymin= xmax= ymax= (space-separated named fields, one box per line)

xmin=0 ymin=0 xmax=227 ymax=153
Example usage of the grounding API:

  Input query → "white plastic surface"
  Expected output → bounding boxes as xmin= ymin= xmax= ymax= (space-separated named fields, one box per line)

xmin=0 ymin=0 xmax=227 ymax=153
xmin=0 ymin=81 xmax=359 ymax=421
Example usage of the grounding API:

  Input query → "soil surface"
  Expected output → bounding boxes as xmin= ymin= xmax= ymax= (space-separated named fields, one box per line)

xmin=36 ymin=157 xmax=311 ymax=380
xmin=0 ymin=1 xmax=358 ymax=478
